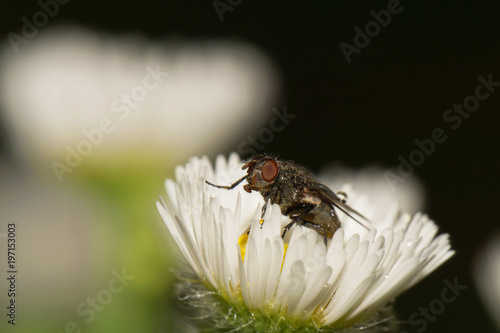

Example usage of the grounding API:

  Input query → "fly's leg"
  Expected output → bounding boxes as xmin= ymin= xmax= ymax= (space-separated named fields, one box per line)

xmin=297 ymin=220 xmax=329 ymax=246
xmin=291 ymin=203 xmax=339 ymax=246
xmin=260 ymin=188 xmax=278 ymax=229
xmin=205 ymin=175 xmax=247 ymax=190
xmin=281 ymin=205 xmax=315 ymax=239
xmin=281 ymin=220 xmax=296 ymax=238
xmin=282 ymin=218 xmax=329 ymax=246
xmin=260 ymin=201 xmax=268 ymax=226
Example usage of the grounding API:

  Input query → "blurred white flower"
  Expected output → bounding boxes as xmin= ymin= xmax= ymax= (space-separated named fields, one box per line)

xmin=319 ymin=164 xmax=426 ymax=217
xmin=157 ymin=153 xmax=454 ymax=331
xmin=0 ymin=26 xmax=279 ymax=174
xmin=474 ymin=234 xmax=500 ymax=330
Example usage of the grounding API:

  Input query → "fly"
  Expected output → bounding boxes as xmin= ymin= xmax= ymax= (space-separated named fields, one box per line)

xmin=206 ymin=154 xmax=371 ymax=245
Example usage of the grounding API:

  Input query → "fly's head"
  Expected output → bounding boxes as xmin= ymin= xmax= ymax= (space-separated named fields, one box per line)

xmin=241 ymin=155 xmax=280 ymax=193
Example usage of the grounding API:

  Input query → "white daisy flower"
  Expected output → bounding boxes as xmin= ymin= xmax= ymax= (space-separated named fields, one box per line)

xmin=157 ymin=153 xmax=454 ymax=331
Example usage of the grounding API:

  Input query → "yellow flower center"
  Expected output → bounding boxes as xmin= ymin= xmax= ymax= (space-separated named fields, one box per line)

xmin=237 ymin=221 xmax=288 ymax=270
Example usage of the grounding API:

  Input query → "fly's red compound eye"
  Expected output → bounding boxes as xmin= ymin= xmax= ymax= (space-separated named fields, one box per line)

xmin=262 ymin=159 xmax=279 ymax=182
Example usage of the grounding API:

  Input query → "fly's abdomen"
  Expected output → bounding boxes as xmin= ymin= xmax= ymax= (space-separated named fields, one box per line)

xmin=300 ymin=202 xmax=340 ymax=238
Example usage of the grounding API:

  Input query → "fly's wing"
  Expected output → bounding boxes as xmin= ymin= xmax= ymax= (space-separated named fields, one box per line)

xmin=308 ymin=184 xmax=371 ymax=230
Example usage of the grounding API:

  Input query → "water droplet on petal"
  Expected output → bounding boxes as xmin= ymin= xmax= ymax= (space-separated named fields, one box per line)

xmin=336 ymin=191 xmax=348 ymax=204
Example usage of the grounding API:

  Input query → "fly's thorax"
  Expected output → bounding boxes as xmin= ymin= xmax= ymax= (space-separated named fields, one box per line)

xmin=279 ymin=161 xmax=317 ymax=188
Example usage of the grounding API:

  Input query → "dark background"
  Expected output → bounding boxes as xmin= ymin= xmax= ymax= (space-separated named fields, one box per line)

xmin=2 ymin=0 xmax=499 ymax=332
